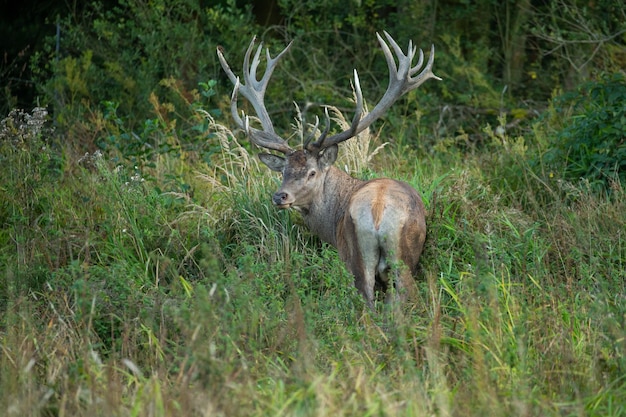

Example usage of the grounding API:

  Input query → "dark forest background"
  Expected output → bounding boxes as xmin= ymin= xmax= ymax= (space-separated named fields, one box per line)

xmin=2 ymin=0 xmax=625 ymax=186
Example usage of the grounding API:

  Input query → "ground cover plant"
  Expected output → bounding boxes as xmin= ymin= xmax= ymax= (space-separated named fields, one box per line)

xmin=1 ymin=1 xmax=625 ymax=416
xmin=1 ymin=97 xmax=624 ymax=416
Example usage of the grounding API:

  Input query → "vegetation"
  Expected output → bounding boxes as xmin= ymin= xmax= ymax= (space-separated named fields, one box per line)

xmin=1 ymin=0 xmax=625 ymax=416
xmin=544 ymin=73 xmax=626 ymax=189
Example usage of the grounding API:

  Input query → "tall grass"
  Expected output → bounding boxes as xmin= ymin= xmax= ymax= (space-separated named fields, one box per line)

xmin=1 ymin=107 xmax=624 ymax=416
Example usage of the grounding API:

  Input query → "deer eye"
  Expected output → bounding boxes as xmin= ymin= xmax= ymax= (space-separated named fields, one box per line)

xmin=308 ymin=170 xmax=316 ymax=178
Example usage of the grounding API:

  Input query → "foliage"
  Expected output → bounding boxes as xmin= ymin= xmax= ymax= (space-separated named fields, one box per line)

xmin=32 ymin=0 xmax=257 ymax=151
xmin=1 ymin=0 xmax=626 ymax=415
xmin=530 ymin=0 xmax=626 ymax=88
xmin=0 ymin=107 xmax=199 ymax=345
xmin=98 ymin=79 xmax=222 ymax=172
xmin=2 ymin=100 xmax=626 ymax=415
xmin=12 ymin=0 xmax=622 ymax=153
xmin=545 ymin=73 xmax=626 ymax=189
xmin=0 ymin=108 xmax=62 ymax=293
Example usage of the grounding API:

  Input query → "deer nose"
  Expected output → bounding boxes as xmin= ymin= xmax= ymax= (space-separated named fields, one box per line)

xmin=272 ymin=191 xmax=290 ymax=207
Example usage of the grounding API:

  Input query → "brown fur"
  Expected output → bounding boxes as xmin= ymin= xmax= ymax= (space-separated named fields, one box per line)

xmin=262 ymin=150 xmax=426 ymax=309
xmin=370 ymin=181 xmax=388 ymax=231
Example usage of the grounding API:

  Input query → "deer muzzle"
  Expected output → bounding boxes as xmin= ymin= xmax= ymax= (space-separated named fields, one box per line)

xmin=272 ymin=191 xmax=292 ymax=209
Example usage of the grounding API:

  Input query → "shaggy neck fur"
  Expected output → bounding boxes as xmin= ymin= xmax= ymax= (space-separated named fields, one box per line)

xmin=300 ymin=166 xmax=364 ymax=246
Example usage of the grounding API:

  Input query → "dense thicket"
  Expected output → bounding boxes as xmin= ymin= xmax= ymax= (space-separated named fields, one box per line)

xmin=2 ymin=0 xmax=624 ymax=184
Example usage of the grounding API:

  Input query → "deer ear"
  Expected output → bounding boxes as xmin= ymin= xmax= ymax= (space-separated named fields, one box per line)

xmin=318 ymin=144 xmax=338 ymax=169
xmin=258 ymin=153 xmax=286 ymax=172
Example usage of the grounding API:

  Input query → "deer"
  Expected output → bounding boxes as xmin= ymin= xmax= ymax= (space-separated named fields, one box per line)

xmin=217 ymin=32 xmax=440 ymax=310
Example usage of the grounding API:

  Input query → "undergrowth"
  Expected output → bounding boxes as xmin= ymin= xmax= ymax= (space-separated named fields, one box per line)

xmin=1 ymin=105 xmax=624 ymax=416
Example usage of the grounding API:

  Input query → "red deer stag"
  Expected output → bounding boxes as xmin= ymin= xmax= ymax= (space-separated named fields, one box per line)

xmin=217 ymin=32 xmax=440 ymax=309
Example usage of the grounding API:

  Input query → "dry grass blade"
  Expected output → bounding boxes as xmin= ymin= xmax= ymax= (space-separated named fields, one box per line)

xmin=327 ymin=104 xmax=388 ymax=175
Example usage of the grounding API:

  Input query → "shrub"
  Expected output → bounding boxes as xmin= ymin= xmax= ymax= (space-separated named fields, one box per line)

xmin=98 ymin=79 xmax=222 ymax=172
xmin=33 ymin=0 xmax=258 ymax=152
xmin=0 ymin=108 xmax=63 ymax=299
xmin=545 ymin=73 xmax=626 ymax=189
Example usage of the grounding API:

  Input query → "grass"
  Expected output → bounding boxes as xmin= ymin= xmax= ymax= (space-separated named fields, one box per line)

xmin=1 ymin=107 xmax=625 ymax=416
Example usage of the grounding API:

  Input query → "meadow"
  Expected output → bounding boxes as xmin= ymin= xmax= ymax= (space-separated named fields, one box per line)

xmin=1 ymin=99 xmax=624 ymax=416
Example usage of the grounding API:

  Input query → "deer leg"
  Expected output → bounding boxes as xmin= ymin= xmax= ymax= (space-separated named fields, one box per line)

xmin=346 ymin=238 xmax=380 ymax=310
xmin=347 ymin=248 xmax=378 ymax=310
xmin=354 ymin=270 xmax=376 ymax=310
xmin=387 ymin=264 xmax=411 ymax=305
xmin=377 ymin=249 xmax=413 ymax=305
xmin=337 ymin=239 xmax=376 ymax=310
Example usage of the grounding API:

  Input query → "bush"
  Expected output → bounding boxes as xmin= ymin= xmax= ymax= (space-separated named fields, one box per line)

xmin=0 ymin=108 xmax=63 ymax=296
xmin=33 ymin=0 xmax=258 ymax=152
xmin=545 ymin=73 xmax=626 ymax=189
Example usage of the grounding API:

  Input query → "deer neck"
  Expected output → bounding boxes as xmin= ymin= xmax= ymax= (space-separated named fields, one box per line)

xmin=300 ymin=166 xmax=364 ymax=246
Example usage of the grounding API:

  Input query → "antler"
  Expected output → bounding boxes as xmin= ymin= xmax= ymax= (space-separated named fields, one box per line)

xmin=307 ymin=31 xmax=441 ymax=152
xmin=217 ymin=37 xmax=294 ymax=154
xmin=217 ymin=32 xmax=440 ymax=155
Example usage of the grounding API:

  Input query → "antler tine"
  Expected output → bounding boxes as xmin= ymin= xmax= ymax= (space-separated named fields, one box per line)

xmin=319 ymin=108 xmax=332 ymax=145
xmin=414 ymin=44 xmax=439 ymax=86
xmin=307 ymin=107 xmax=333 ymax=150
xmin=243 ymin=39 xmax=293 ymax=133
xmin=227 ymin=77 xmax=245 ymax=129
xmin=243 ymin=38 xmax=261 ymax=92
xmin=378 ymin=30 xmax=441 ymax=93
xmin=302 ymin=115 xmax=320 ymax=149
xmin=409 ymin=47 xmax=424 ymax=77
xmin=217 ymin=38 xmax=294 ymax=154
xmin=307 ymin=69 xmax=364 ymax=151
xmin=318 ymin=31 xmax=441 ymax=150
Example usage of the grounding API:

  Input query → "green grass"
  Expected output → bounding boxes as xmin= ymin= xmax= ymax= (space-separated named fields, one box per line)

xmin=1 ymin=108 xmax=624 ymax=416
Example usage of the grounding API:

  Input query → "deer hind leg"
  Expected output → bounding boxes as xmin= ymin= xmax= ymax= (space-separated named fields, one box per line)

xmin=392 ymin=262 xmax=415 ymax=304
xmin=377 ymin=251 xmax=409 ymax=305
xmin=338 ymin=235 xmax=377 ymax=310
xmin=358 ymin=246 xmax=381 ymax=310
xmin=346 ymin=230 xmax=381 ymax=310
xmin=355 ymin=268 xmax=377 ymax=310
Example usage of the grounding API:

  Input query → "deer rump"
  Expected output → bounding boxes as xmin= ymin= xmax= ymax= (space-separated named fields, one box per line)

xmin=336 ymin=178 xmax=426 ymax=306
